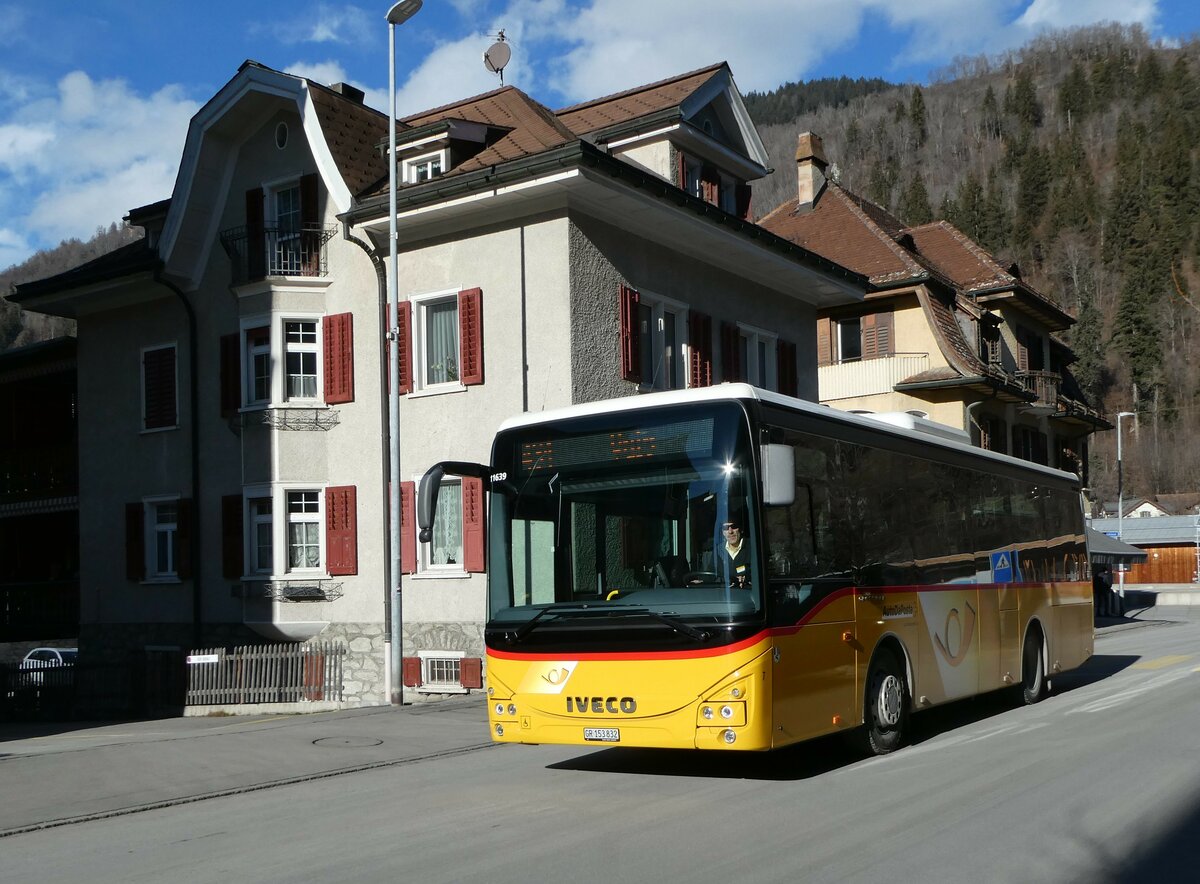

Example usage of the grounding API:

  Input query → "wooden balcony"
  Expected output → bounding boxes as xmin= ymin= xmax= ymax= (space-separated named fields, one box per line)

xmin=1016 ymin=369 xmax=1062 ymax=410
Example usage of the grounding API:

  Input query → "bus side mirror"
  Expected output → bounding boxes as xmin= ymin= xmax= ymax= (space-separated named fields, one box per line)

xmin=418 ymin=460 xmax=494 ymax=543
xmin=761 ymin=444 xmax=795 ymax=506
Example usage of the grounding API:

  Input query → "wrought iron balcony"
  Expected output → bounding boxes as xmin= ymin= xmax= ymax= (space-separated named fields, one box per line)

xmin=219 ymin=223 xmax=336 ymax=285
xmin=1016 ymin=369 xmax=1062 ymax=409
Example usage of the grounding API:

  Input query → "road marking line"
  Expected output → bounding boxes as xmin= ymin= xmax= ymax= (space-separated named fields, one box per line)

xmin=1132 ymin=654 xmax=1194 ymax=670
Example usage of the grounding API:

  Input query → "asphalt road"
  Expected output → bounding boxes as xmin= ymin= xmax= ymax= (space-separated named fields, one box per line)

xmin=3 ymin=613 xmax=1199 ymax=884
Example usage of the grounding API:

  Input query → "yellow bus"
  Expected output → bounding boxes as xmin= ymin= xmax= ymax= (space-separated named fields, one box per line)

xmin=418 ymin=385 xmax=1092 ymax=754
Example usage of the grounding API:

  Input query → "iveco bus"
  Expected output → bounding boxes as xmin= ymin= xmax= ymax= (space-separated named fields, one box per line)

xmin=418 ymin=385 xmax=1092 ymax=754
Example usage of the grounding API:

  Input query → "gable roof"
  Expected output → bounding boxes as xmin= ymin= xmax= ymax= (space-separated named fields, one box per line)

xmin=556 ymin=63 xmax=727 ymax=135
xmin=904 ymin=221 xmax=1074 ymax=329
xmin=759 ymin=184 xmax=928 ymax=287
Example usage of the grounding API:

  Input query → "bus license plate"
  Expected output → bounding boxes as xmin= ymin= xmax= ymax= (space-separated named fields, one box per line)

xmin=583 ymin=727 xmax=620 ymax=742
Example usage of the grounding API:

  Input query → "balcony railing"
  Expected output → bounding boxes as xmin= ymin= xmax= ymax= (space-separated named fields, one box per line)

xmin=0 ymin=445 xmax=78 ymax=501
xmin=1016 ymin=369 xmax=1062 ymax=408
xmin=219 ymin=224 xmax=336 ymax=285
xmin=819 ymin=353 xmax=930 ymax=401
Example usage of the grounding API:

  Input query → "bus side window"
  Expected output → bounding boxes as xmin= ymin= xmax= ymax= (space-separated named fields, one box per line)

xmin=765 ymin=483 xmax=815 ymax=578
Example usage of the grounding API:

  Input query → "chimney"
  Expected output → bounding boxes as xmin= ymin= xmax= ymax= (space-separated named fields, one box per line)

xmin=330 ymin=82 xmax=365 ymax=104
xmin=796 ymin=132 xmax=828 ymax=211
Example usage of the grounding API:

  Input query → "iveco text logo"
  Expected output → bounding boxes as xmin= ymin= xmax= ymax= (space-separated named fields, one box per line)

xmin=566 ymin=696 xmax=637 ymax=714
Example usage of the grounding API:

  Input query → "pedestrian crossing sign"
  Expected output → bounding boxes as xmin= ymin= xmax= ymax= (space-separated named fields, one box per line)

xmin=991 ymin=551 xmax=1014 ymax=583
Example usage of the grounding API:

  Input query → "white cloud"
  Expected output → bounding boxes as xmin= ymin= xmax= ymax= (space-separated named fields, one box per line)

xmin=391 ymin=32 xmax=522 ymax=116
xmin=0 ymin=225 xmax=31 ymax=271
xmin=266 ymin=4 xmax=376 ymax=46
xmin=0 ymin=71 xmax=197 ymax=268
xmin=1017 ymin=0 xmax=1160 ymax=31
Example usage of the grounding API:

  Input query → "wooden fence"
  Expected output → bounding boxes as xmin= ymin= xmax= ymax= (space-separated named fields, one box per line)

xmin=185 ymin=642 xmax=345 ymax=706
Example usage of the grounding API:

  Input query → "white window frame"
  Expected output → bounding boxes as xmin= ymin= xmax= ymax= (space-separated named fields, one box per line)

xmin=403 ymin=150 xmax=447 ymax=184
xmin=635 ymin=292 xmax=688 ymax=392
xmin=416 ymin=649 xmax=467 ymax=694
xmin=143 ymin=494 xmax=181 ymax=584
xmin=140 ymin=342 xmax=178 ymax=433
xmin=266 ymin=176 xmax=303 ymax=276
xmin=409 ymin=288 xmax=466 ymax=396
xmin=416 ymin=476 xmax=467 ymax=578
xmin=737 ymin=323 xmax=778 ymax=391
xmin=283 ymin=318 xmax=321 ymax=402
xmin=284 ymin=487 xmax=324 ymax=575
xmin=247 ymin=493 xmax=274 ymax=576
xmin=239 ymin=314 xmax=325 ymax=409
xmin=836 ymin=316 xmax=863 ymax=363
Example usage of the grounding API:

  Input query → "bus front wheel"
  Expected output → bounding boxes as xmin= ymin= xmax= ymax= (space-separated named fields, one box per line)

xmin=1021 ymin=626 xmax=1048 ymax=705
xmin=862 ymin=649 xmax=909 ymax=756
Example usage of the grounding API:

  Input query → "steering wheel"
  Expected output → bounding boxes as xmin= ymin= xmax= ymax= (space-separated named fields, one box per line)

xmin=683 ymin=571 xmax=720 ymax=586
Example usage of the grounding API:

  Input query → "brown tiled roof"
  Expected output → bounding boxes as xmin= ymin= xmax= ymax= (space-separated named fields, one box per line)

xmin=904 ymin=221 xmax=1016 ymax=292
xmin=759 ymin=184 xmax=926 ymax=286
xmin=555 ymin=62 xmax=727 ymax=136
xmin=307 ymin=84 xmax=392 ymax=197
xmin=919 ymin=288 xmax=986 ymax=377
xmin=349 ymin=86 xmax=579 ymax=197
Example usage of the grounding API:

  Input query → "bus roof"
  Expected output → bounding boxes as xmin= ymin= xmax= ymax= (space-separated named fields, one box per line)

xmin=496 ymin=384 xmax=1080 ymax=485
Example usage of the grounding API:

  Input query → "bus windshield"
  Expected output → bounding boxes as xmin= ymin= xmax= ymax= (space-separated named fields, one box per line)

xmin=487 ymin=402 xmax=762 ymax=632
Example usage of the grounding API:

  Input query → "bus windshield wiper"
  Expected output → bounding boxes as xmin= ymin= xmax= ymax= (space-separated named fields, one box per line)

xmin=507 ymin=604 xmax=595 ymax=644
xmin=612 ymin=607 xmax=711 ymax=642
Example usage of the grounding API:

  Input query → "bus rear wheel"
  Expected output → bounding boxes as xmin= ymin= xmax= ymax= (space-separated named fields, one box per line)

xmin=862 ymin=649 xmax=909 ymax=756
xmin=1021 ymin=626 xmax=1048 ymax=705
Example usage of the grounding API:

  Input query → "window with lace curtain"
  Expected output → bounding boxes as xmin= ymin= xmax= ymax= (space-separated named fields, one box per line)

xmin=422 ymin=479 xmax=463 ymax=571
xmin=287 ymin=490 xmax=321 ymax=571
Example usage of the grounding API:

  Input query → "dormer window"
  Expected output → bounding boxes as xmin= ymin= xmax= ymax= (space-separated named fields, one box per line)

xmin=404 ymin=151 xmax=446 ymax=184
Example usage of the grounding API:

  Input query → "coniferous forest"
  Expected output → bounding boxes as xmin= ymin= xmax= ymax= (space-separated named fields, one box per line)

xmin=3 ymin=23 xmax=1198 ymax=503
xmin=747 ymin=24 xmax=1200 ymax=506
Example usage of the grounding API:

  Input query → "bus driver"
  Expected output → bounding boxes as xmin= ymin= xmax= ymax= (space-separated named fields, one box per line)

xmin=719 ymin=518 xmax=751 ymax=588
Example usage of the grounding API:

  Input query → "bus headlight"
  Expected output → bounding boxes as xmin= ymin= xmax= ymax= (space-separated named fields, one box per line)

xmin=702 ymin=706 xmax=714 ymax=720
xmin=720 ymin=705 xmax=734 ymax=720
xmin=722 ymin=729 xmax=736 ymax=744
xmin=495 ymin=703 xmax=505 ymax=715
xmin=697 ymin=701 xmax=745 ymax=726
xmin=508 ymin=704 xmax=517 ymax=716
xmin=495 ymin=724 xmax=504 ymax=736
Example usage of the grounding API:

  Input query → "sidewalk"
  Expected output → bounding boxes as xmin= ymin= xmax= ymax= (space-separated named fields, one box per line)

xmin=0 ymin=694 xmax=493 ymax=837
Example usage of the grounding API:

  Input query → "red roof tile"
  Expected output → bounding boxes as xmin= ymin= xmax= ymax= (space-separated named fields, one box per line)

xmin=556 ymin=63 xmax=727 ymax=135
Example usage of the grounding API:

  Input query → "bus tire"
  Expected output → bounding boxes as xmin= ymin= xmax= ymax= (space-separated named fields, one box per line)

xmin=1021 ymin=626 xmax=1048 ymax=705
xmin=862 ymin=648 xmax=909 ymax=756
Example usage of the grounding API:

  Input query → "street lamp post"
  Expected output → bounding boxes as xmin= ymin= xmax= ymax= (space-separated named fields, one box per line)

xmin=1116 ymin=410 xmax=1136 ymax=609
xmin=387 ymin=0 xmax=422 ymax=705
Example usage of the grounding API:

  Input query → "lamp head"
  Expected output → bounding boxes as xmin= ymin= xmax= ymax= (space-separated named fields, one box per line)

xmin=1117 ymin=411 xmax=1135 ymax=419
xmin=387 ymin=0 xmax=423 ymax=25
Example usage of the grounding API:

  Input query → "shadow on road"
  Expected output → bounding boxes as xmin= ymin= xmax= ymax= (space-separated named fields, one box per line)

xmin=549 ymin=653 xmax=1144 ymax=781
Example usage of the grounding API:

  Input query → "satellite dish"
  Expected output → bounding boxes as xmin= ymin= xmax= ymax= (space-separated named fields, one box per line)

xmin=484 ymin=30 xmax=511 ymax=84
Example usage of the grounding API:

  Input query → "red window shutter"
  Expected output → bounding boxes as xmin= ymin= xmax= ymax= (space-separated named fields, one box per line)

xmin=221 ymin=494 xmax=244 ymax=579
xmin=463 ymin=476 xmax=486 ymax=573
xmin=720 ymin=322 xmax=741 ymax=382
xmin=688 ymin=311 xmax=712 ymax=388
xmin=326 ymin=485 xmax=358 ymax=576
xmin=460 ymin=657 xmax=483 ymax=689
xmin=126 ymin=503 xmax=145 ymax=581
xmin=246 ymin=187 xmax=265 ymax=280
xmin=736 ymin=183 xmax=753 ymax=220
xmin=143 ymin=346 xmax=177 ymax=429
xmin=220 ymin=334 xmax=240 ymax=417
xmin=397 ymin=300 xmax=413 ymax=395
xmin=619 ymin=284 xmax=641 ymax=382
xmin=323 ymin=312 xmax=354 ymax=404
xmin=401 ymin=656 xmax=422 ymax=687
xmin=816 ymin=317 xmax=833 ymax=367
xmin=400 ymin=481 xmax=417 ymax=574
xmin=458 ymin=287 xmax=484 ymax=386
xmin=777 ymin=339 xmax=798 ymax=397
xmin=176 ymin=498 xmax=193 ymax=580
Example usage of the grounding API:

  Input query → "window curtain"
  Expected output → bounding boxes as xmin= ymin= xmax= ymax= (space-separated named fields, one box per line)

xmin=427 ymin=301 xmax=459 ymax=383
xmin=432 ymin=482 xmax=463 ymax=565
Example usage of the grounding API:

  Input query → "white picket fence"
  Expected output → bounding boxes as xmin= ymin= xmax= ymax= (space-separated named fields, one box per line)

xmin=185 ymin=642 xmax=345 ymax=706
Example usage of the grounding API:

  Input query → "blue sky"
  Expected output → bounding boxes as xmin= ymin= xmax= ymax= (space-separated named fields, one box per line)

xmin=1 ymin=0 xmax=1197 ymax=271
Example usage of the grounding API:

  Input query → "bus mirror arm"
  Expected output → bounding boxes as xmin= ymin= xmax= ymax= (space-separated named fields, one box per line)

xmin=417 ymin=461 xmax=493 ymax=543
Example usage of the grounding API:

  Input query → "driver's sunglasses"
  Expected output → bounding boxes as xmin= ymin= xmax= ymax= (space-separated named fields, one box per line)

xmin=722 ymin=523 xmax=739 ymax=530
